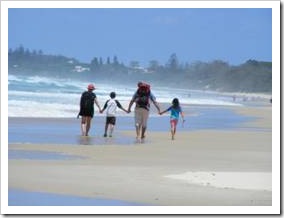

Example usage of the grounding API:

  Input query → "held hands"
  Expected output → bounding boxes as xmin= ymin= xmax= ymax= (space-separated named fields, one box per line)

xmin=124 ymin=108 xmax=131 ymax=114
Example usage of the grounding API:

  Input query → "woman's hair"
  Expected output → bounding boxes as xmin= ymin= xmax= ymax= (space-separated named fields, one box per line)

xmin=172 ymin=98 xmax=180 ymax=108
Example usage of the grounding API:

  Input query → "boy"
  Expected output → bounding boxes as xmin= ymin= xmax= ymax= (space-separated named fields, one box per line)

xmin=100 ymin=92 xmax=128 ymax=137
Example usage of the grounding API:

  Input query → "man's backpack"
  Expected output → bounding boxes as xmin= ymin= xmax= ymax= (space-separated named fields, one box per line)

xmin=136 ymin=83 xmax=151 ymax=108
xmin=81 ymin=91 xmax=94 ymax=109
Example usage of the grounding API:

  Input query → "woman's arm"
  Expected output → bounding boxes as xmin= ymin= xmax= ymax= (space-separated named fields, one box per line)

xmin=94 ymin=98 xmax=101 ymax=112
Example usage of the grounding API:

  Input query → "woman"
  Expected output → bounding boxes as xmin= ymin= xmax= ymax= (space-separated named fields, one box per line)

xmin=78 ymin=84 xmax=101 ymax=136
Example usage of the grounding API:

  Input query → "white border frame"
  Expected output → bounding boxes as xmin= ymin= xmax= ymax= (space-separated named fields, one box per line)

xmin=1 ymin=0 xmax=280 ymax=215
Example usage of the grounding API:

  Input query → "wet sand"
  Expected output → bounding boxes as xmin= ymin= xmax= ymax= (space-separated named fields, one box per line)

xmin=7 ymin=104 xmax=273 ymax=212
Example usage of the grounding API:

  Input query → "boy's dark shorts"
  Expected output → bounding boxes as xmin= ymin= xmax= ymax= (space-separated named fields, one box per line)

xmin=106 ymin=116 xmax=116 ymax=125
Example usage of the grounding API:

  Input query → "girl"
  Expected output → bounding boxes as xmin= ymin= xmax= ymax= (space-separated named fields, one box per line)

xmin=160 ymin=98 xmax=185 ymax=140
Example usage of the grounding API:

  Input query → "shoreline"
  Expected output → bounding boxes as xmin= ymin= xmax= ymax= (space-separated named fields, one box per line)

xmin=7 ymin=99 xmax=272 ymax=119
xmin=8 ymin=104 xmax=271 ymax=145
xmin=7 ymin=104 xmax=272 ymax=207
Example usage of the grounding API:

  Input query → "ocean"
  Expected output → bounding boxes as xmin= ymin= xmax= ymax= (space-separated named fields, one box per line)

xmin=8 ymin=74 xmax=243 ymax=118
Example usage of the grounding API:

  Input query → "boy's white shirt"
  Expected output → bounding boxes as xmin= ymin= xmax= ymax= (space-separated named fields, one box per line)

xmin=106 ymin=98 xmax=117 ymax=117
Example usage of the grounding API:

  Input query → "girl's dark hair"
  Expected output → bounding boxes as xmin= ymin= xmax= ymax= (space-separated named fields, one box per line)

xmin=172 ymin=98 xmax=180 ymax=108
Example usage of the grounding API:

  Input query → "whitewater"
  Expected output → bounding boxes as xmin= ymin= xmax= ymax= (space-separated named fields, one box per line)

xmin=8 ymin=74 xmax=246 ymax=118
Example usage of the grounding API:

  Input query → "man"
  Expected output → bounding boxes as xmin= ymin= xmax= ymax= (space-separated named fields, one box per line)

xmin=78 ymin=84 xmax=101 ymax=136
xmin=127 ymin=82 xmax=160 ymax=142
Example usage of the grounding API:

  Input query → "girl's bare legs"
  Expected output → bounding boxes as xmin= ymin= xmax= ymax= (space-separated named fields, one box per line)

xmin=171 ymin=126 xmax=175 ymax=140
xmin=170 ymin=122 xmax=177 ymax=140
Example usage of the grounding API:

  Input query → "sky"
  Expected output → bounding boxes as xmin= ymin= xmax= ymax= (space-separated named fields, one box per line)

xmin=8 ymin=6 xmax=272 ymax=67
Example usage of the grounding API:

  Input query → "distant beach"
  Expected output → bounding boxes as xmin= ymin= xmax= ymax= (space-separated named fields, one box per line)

xmin=8 ymin=102 xmax=272 ymax=209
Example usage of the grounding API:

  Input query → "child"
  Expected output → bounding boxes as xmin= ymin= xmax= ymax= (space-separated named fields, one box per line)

xmin=100 ymin=92 xmax=128 ymax=137
xmin=160 ymin=98 xmax=185 ymax=140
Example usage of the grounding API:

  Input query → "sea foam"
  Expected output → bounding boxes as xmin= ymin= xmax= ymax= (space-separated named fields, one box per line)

xmin=8 ymin=74 xmax=244 ymax=117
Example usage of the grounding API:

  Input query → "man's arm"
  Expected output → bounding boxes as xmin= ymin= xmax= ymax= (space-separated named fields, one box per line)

xmin=159 ymin=107 xmax=170 ymax=115
xmin=153 ymin=100 xmax=161 ymax=114
xmin=150 ymin=92 xmax=160 ymax=113
xmin=127 ymin=99 xmax=135 ymax=113
xmin=127 ymin=93 xmax=137 ymax=113
xmin=116 ymin=100 xmax=129 ymax=113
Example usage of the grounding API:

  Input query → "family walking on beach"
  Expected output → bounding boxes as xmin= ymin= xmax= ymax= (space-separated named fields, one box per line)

xmin=78 ymin=82 xmax=185 ymax=141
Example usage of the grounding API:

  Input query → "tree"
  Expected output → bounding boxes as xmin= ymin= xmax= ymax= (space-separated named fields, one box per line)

xmin=99 ymin=57 xmax=103 ymax=65
xmin=107 ymin=57 xmax=111 ymax=65
xmin=16 ymin=45 xmax=25 ymax=56
xmin=113 ymin=56 xmax=119 ymax=66
xmin=25 ymin=48 xmax=31 ymax=56
xmin=90 ymin=57 xmax=99 ymax=71
xmin=129 ymin=61 xmax=140 ymax=69
xmin=32 ymin=50 xmax=38 ymax=56
xmin=167 ymin=53 xmax=179 ymax=71
xmin=8 ymin=48 xmax=13 ymax=56
xmin=148 ymin=60 xmax=159 ymax=71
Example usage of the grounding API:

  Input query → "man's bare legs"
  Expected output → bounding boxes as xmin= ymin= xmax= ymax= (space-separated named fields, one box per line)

xmin=135 ymin=124 xmax=147 ymax=143
xmin=141 ymin=126 xmax=146 ymax=139
xmin=135 ymin=123 xmax=141 ymax=141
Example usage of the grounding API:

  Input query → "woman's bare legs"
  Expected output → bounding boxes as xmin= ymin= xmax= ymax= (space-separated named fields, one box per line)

xmin=85 ymin=116 xmax=92 ymax=136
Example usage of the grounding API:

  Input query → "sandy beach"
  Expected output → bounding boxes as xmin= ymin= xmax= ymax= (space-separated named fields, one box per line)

xmin=8 ymin=104 xmax=272 ymax=210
